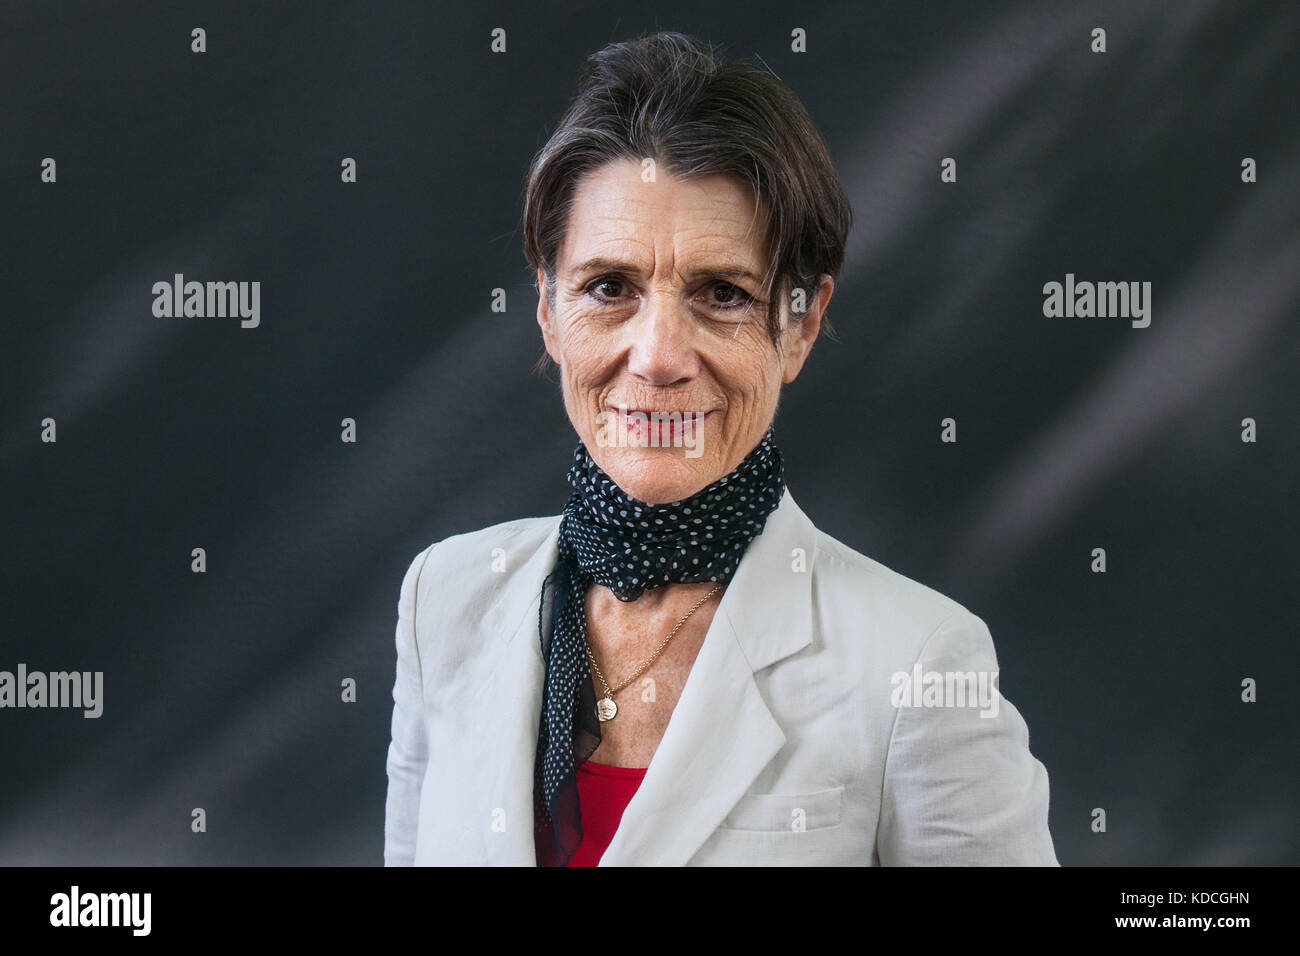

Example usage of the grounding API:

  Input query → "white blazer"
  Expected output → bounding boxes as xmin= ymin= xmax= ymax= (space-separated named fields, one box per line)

xmin=384 ymin=487 xmax=1058 ymax=866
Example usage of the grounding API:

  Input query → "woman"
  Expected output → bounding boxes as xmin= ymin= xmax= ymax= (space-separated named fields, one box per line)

xmin=385 ymin=31 xmax=1057 ymax=866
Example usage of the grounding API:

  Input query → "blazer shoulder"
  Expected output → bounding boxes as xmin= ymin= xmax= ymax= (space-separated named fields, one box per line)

xmin=401 ymin=512 xmax=561 ymax=615
xmin=419 ymin=512 xmax=559 ymax=563
xmin=807 ymin=523 xmax=981 ymax=657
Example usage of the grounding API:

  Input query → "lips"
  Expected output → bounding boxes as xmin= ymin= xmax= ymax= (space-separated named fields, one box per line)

xmin=618 ymin=408 xmax=711 ymax=418
xmin=614 ymin=407 xmax=711 ymax=443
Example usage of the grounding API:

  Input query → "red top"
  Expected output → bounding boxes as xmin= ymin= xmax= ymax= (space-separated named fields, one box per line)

xmin=538 ymin=758 xmax=648 ymax=867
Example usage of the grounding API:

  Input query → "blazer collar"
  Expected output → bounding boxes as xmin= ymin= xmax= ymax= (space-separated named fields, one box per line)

xmin=480 ymin=486 xmax=819 ymax=866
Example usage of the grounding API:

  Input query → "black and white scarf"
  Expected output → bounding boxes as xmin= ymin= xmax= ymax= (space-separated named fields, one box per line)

xmin=533 ymin=426 xmax=785 ymax=866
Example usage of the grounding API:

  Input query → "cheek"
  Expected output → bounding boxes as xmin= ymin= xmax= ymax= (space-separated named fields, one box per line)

xmin=555 ymin=326 xmax=615 ymax=414
xmin=554 ymin=309 xmax=615 ymax=372
xmin=715 ymin=336 xmax=783 ymax=406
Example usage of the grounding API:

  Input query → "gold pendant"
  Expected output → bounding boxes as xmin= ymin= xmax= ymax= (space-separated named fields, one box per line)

xmin=596 ymin=696 xmax=617 ymax=721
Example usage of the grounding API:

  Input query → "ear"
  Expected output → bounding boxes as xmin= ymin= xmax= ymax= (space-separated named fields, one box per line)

xmin=780 ymin=274 xmax=833 ymax=384
xmin=535 ymin=267 xmax=561 ymax=364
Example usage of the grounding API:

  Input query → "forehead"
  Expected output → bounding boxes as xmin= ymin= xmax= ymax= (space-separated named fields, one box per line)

xmin=557 ymin=158 xmax=769 ymax=271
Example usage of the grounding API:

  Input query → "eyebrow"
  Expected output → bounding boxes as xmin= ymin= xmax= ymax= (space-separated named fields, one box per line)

xmin=567 ymin=257 xmax=764 ymax=285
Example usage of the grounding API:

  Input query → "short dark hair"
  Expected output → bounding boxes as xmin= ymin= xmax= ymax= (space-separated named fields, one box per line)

xmin=522 ymin=30 xmax=852 ymax=351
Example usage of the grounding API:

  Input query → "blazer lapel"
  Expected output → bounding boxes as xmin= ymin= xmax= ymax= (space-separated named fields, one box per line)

xmin=472 ymin=519 xmax=556 ymax=866
xmin=472 ymin=487 xmax=818 ymax=866
xmin=600 ymin=487 xmax=817 ymax=865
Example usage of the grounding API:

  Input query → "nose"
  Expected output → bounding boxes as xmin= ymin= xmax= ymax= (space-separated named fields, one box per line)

xmin=626 ymin=291 xmax=699 ymax=387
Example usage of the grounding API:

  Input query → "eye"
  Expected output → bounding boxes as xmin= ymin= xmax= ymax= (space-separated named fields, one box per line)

xmin=585 ymin=275 xmax=633 ymax=303
xmin=703 ymin=281 xmax=754 ymax=312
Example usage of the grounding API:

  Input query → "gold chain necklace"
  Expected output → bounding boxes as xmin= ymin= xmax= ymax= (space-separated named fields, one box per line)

xmin=587 ymin=583 xmax=722 ymax=722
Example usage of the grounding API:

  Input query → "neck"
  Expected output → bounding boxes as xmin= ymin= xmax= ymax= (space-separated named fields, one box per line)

xmin=586 ymin=579 xmax=724 ymax=620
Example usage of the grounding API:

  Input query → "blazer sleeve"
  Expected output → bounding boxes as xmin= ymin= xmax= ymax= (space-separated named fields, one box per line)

xmin=383 ymin=544 xmax=435 ymax=866
xmin=876 ymin=611 xmax=1058 ymax=866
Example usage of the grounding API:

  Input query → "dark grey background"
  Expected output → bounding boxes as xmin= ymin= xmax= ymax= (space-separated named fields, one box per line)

xmin=1 ymin=0 xmax=1296 ymax=865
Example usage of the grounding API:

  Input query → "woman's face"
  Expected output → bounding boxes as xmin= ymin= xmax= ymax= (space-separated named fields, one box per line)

xmin=536 ymin=157 xmax=833 ymax=504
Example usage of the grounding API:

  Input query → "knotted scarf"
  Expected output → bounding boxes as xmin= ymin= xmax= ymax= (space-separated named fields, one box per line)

xmin=533 ymin=425 xmax=785 ymax=865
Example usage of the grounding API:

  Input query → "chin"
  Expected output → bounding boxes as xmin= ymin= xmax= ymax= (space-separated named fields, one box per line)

xmin=602 ymin=450 xmax=715 ymax=505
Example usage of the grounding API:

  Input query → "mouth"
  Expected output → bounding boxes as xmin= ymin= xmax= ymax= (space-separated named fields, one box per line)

xmin=612 ymin=407 xmax=712 ymax=445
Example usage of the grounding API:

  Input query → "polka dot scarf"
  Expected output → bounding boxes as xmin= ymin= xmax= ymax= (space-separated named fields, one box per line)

xmin=532 ymin=425 xmax=785 ymax=866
